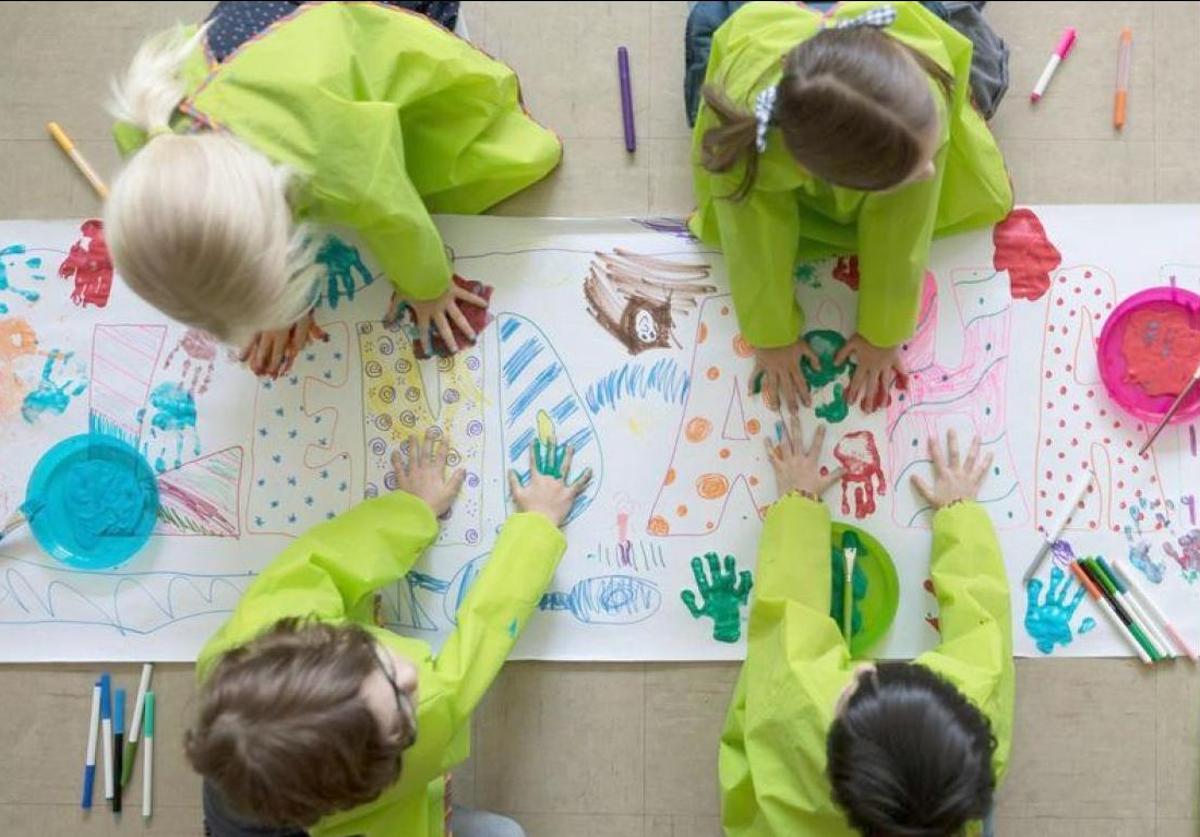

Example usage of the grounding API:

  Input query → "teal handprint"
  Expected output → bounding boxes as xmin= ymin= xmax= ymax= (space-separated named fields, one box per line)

xmin=315 ymin=235 xmax=373 ymax=310
xmin=1024 ymin=564 xmax=1087 ymax=654
xmin=21 ymin=350 xmax=86 ymax=424
xmin=681 ymin=552 xmax=753 ymax=643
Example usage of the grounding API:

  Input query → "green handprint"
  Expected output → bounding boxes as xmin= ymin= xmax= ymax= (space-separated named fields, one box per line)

xmin=681 ymin=553 xmax=754 ymax=643
xmin=315 ymin=235 xmax=373 ymax=310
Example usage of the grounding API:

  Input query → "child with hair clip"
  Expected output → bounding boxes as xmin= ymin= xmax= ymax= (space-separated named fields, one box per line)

xmin=104 ymin=1 xmax=559 ymax=376
xmin=691 ymin=2 xmax=1012 ymax=415
xmin=719 ymin=421 xmax=1012 ymax=837
xmin=186 ymin=430 xmax=591 ymax=837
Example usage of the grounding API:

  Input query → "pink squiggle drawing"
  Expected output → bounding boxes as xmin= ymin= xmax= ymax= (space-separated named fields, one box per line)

xmin=887 ymin=271 xmax=1028 ymax=529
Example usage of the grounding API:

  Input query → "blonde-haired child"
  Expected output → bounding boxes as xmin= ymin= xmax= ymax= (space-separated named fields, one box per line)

xmin=690 ymin=2 xmax=1012 ymax=414
xmin=105 ymin=2 xmax=559 ymax=375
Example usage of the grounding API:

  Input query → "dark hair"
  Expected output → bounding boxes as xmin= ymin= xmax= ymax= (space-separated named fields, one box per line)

xmin=826 ymin=663 xmax=997 ymax=837
xmin=700 ymin=26 xmax=953 ymax=199
xmin=185 ymin=618 xmax=413 ymax=827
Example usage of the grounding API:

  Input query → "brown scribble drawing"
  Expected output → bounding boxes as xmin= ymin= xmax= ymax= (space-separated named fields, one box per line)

xmin=584 ymin=250 xmax=716 ymax=355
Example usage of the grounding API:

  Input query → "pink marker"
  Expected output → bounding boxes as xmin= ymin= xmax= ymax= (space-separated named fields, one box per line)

xmin=1031 ymin=27 xmax=1077 ymax=102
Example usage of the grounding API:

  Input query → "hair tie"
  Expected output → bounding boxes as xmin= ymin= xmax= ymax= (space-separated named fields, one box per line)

xmin=754 ymin=86 xmax=778 ymax=153
xmin=829 ymin=5 xmax=897 ymax=30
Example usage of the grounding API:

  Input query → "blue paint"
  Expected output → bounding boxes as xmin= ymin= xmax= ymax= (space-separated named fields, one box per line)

xmin=21 ymin=350 xmax=87 ymax=424
xmin=1123 ymin=497 xmax=1168 ymax=584
xmin=1079 ymin=616 xmax=1097 ymax=634
xmin=0 ymin=243 xmax=42 ymax=314
xmin=138 ymin=382 xmax=201 ymax=473
xmin=584 ymin=358 xmax=691 ymax=414
xmin=502 ymin=337 xmax=543 ymax=386
xmin=507 ymin=363 xmax=561 ymax=425
xmin=1024 ymin=565 xmax=1087 ymax=654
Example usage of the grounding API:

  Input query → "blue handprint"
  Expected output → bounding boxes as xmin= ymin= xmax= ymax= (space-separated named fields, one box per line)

xmin=1024 ymin=564 xmax=1087 ymax=654
xmin=1123 ymin=496 xmax=1169 ymax=584
xmin=137 ymin=382 xmax=201 ymax=473
xmin=21 ymin=350 xmax=86 ymax=423
xmin=315 ymin=235 xmax=373 ymax=310
xmin=0 ymin=244 xmax=45 ymax=314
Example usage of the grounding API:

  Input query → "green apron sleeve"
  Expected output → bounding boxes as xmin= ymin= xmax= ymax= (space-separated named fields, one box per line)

xmin=718 ymin=670 xmax=759 ymax=834
xmin=756 ymin=493 xmax=833 ymax=610
xmin=855 ymin=143 xmax=947 ymax=348
xmin=423 ymin=511 xmax=566 ymax=757
xmin=196 ymin=491 xmax=438 ymax=678
xmin=914 ymin=501 xmax=1015 ymax=783
xmin=713 ymin=187 xmax=804 ymax=349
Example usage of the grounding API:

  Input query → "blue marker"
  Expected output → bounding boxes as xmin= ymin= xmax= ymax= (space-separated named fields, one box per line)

xmin=81 ymin=680 xmax=101 ymax=809
xmin=113 ymin=689 xmax=125 ymax=813
xmin=100 ymin=674 xmax=114 ymax=803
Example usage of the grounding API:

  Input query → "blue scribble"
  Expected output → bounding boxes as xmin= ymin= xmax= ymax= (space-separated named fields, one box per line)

xmin=1123 ymin=496 xmax=1169 ymax=584
xmin=1079 ymin=616 xmax=1097 ymax=634
xmin=1024 ymin=565 xmax=1087 ymax=654
xmin=314 ymin=235 xmax=373 ymax=310
xmin=21 ymin=350 xmax=87 ymax=423
xmin=539 ymin=575 xmax=661 ymax=625
xmin=584 ymin=358 xmax=691 ymax=414
xmin=502 ymin=338 xmax=543 ymax=386
xmin=507 ymin=363 xmax=561 ymax=425
xmin=138 ymin=382 xmax=201 ymax=473
xmin=0 ymin=244 xmax=43 ymax=314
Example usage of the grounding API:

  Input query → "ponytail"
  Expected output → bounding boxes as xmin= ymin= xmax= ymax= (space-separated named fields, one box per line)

xmin=108 ymin=24 xmax=207 ymax=135
xmin=698 ymin=84 xmax=761 ymax=202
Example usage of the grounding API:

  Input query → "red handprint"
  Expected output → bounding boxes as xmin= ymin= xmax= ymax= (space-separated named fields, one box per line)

xmin=833 ymin=430 xmax=886 ymax=519
xmin=58 ymin=219 xmax=113 ymax=308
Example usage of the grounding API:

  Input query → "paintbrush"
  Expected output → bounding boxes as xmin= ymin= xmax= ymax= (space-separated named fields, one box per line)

xmin=0 ymin=498 xmax=45 ymax=544
xmin=841 ymin=532 xmax=858 ymax=641
xmin=1138 ymin=358 xmax=1200 ymax=456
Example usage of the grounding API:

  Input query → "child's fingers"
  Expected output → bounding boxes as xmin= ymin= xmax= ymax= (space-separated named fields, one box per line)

xmin=928 ymin=435 xmax=946 ymax=474
xmin=507 ymin=469 xmax=522 ymax=498
xmin=788 ymin=366 xmax=811 ymax=409
xmin=833 ymin=339 xmax=856 ymax=368
xmin=447 ymin=301 xmax=478 ymax=342
xmin=415 ymin=311 xmax=431 ymax=352
xmin=911 ymin=474 xmax=935 ymax=505
xmin=528 ymin=442 xmax=538 ymax=478
xmin=821 ymin=467 xmax=845 ymax=493
xmin=964 ymin=435 xmax=982 ymax=472
xmin=436 ymin=437 xmax=450 ymax=467
xmin=390 ymin=449 xmax=405 ymax=477
xmin=946 ymin=428 xmax=960 ymax=468
xmin=789 ymin=414 xmax=802 ymax=455
xmin=454 ymin=286 xmax=489 ymax=309
xmin=434 ymin=312 xmax=459 ymax=354
xmin=810 ymin=423 xmax=827 ymax=458
xmin=762 ymin=436 xmax=779 ymax=461
xmin=570 ymin=467 xmax=594 ymax=496
xmin=559 ymin=446 xmax=576 ymax=481
xmin=976 ymin=451 xmax=995 ymax=484
xmin=450 ymin=468 xmax=466 ymax=493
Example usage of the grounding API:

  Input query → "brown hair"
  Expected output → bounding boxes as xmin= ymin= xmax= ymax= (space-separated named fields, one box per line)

xmin=700 ymin=26 xmax=953 ymax=199
xmin=185 ymin=619 xmax=412 ymax=827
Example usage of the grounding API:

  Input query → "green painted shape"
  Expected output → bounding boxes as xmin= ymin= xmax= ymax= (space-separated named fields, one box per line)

xmin=680 ymin=552 xmax=754 ymax=643
xmin=794 ymin=261 xmax=821 ymax=288
xmin=533 ymin=438 xmax=565 ymax=478
xmin=802 ymin=329 xmax=856 ymax=424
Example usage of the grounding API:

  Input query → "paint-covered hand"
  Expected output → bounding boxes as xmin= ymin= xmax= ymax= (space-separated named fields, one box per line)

xmin=240 ymin=312 xmax=328 ymax=378
xmin=834 ymin=334 xmax=908 ymax=414
xmin=388 ymin=282 xmax=487 ymax=356
xmin=680 ymin=552 xmax=753 ymax=643
xmin=764 ymin=415 xmax=843 ymax=502
xmin=392 ymin=431 xmax=466 ymax=519
xmin=750 ymin=340 xmax=820 ymax=414
xmin=508 ymin=444 xmax=593 ymax=528
xmin=911 ymin=429 xmax=993 ymax=510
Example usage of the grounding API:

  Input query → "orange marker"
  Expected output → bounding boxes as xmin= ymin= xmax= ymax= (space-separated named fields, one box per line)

xmin=1113 ymin=28 xmax=1132 ymax=130
xmin=47 ymin=121 xmax=109 ymax=199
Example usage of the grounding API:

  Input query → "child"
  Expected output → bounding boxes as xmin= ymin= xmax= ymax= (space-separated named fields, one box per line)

xmin=720 ymin=422 xmax=1012 ymax=836
xmin=690 ymin=2 xmax=1012 ymax=414
xmin=104 ymin=1 xmax=559 ymax=375
xmin=186 ymin=431 xmax=591 ymax=837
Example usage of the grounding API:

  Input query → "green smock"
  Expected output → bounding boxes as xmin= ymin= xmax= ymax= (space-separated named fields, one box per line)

xmin=689 ymin=1 xmax=1013 ymax=349
xmin=720 ymin=495 xmax=1013 ymax=836
xmin=114 ymin=3 xmax=561 ymax=302
xmin=196 ymin=492 xmax=566 ymax=837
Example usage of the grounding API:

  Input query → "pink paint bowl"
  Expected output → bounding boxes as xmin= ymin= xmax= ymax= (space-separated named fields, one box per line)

xmin=1098 ymin=286 xmax=1200 ymax=424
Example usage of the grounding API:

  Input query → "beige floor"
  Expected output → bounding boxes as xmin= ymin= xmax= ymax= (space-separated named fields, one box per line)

xmin=0 ymin=2 xmax=1197 ymax=835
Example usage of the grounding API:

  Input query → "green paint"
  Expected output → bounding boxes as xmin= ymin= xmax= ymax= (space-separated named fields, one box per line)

xmin=801 ymin=330 xmax=856 ymax=424
xmin=830 ymin=531 xmax=868 ymax=637
xmin=507 ymin=617 xmax=519 ymax=638
xmin=315 ymin=234 xmax=374 ymax=310
xmin=793 ymin=261 xmax=821 ymax=288
xmin=533 ymin=438 xmax=565 ymax=478
xmin=680 ymin=552 xmax=753 ymax=643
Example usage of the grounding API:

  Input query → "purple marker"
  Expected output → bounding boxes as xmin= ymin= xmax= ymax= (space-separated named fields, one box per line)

xmin=618 ymin=46 xmax=636 ymax=152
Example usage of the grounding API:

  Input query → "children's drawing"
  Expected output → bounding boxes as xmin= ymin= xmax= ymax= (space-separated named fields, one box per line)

xmin=993 ymin=209 xmax=1060 ymax=302
xmin=247 ymin=323 xmax=353 ymax=536
xmin=584 ymin=358 xmax=691 ymax=414
xmin=21 ymin=350 xmax=87 ymax=424
xmin=583 ymin=249 xmax=715 ymax=354
xmin=386 ymin=553 xmax=489 ymax=631
xmin=1164 ymin=529 xmax=1200 ymax=583
xmin=137 ymin=382 xmax=201 ymax=473
xmin=359 ymin=320 xmax=485 ymax=545
xmin=887 ymin=271 xmax=1026 ymax=528
xmin=1024 ymin=564 xmax=1088 ymax=655
xmin=155 ymin=447 xmax=244 ymax=537
xmin=390 ymin=275 xmax=494 ymax=360
xmin=834 ymin=431 xmax=885 ymax=519
xmin=314 ymin=234 xmax=374 ymax=310
xmin=585 ymin=540 xmax=666 ymax=573
xmin=0 ymin=243 xmax=47 ymax=313
xmin=497 ymin=313 xmax=602 ymax=524
xmin=0 ymin=318 xmax=39 ymax=419
xmin=804 ymin=330 xmax=855 ymax=423
xmin=1034 ymin=267 xmax=1165 ymax=534
xmin=1122 ymin=496 xmax=1171 ymax=583
xmin=680 ymin=552 xmax=753 ymax=643
xmin=539 ymin=575 xmax=662 ymax=625
xmin=631 ymin=217 xmax=696 ymax=240
xmin=163 ymin=329 xmax=220 ymax=396
xmin=57 ymin=219 xmax=114 ymax=308
xmin=88 ymin=325 xmax=167 ymax=444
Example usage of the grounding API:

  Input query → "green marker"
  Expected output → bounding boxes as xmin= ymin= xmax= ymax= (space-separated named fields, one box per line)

xmin=121 ymin=664 xmax=153 ymax=787
xmin=1082 ymin=559 xmax=1161 ymax=662
xmin=141 ymin=692 xmax=154 ymax=820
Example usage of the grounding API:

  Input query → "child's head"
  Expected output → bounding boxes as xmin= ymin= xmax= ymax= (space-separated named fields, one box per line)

xmin=826 ymin=662 xmax=996 ymax=837
xmin=186 ymin=619 xmax=419 ymax=828
xmin=104 ymin=25 xmax=319 ymax=346
xmin=701 ymin=26 xmax=951 ymax=198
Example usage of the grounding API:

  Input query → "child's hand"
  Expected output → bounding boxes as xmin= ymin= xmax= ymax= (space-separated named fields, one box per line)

xmin=834 ymin=334 xmax=908 ymax=414
xmin=391 ymin=431 xmax=466 ymax=518
xmin=240 ymin=312 xmax=328 ymax=378
xmin=508 ymin=445 xmax=593 ymax=528
xmin=764 ymin=416 xmax=843 ymax=501
xmin=750 ymin=340 xmax=820 ymax=414
xmin=911 ymin=429 xmax=993 ymax=510
xmin=387 ymin=283 xmax=487 ymax=355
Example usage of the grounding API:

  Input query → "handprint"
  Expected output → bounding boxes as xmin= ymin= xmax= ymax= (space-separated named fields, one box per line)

xmin=315 ymin=235 xmax=373 ymax=310
xmin=57 ymin=219 xmax=113 ymax=308
xmin=1123 ymin=496 xmax=1169 ymax=584
xmin=163 ymin=329 xmax=219 ymax=395
xmin=680 ymin=552 xmax=753 ymax=643
xmin=1163 ymin=529 xmax=1200 ymax=582
xmin=137 ymin=382 xmax=201 ymax=473
xmin=20 ymin=349 xmax=86 ymax=424
xmin=1024 ymin=564 xmax=1087 ymax=654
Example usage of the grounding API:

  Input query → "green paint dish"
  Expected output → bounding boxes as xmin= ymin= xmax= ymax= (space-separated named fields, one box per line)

xmin=829 ymin=522 xmax=899 ymax=659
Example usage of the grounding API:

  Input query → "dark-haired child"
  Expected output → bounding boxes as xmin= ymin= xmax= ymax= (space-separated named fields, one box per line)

xmin=720 ymin=423 xmax=1012 ymax=836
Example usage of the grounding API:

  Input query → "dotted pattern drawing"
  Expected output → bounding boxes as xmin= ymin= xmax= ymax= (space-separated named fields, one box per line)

xmin=247 ymin=322 xmax=354 ymax=536
xmin=88 ymin=325 xmax=167 ymax=444
xmin=359 ymin=320 xmax=485 ymax=546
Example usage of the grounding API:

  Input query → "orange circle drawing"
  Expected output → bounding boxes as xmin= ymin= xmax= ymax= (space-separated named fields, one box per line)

xmin=719 ymin=448 xmax=730 ymax=459
xmin=706 ymin=521 xmax=715 ymax=530
xmin=648 ymin=515 xmax=670 ymax=536
xmin=696 ymin=473 xmax=730 ymax=499
xmin=676 ymin=504 xmax=688 ymax=517
xmin=706 ymin=366 xmax=720 ymax=380
xmin=732 ymin=334 xmax=753 ymax=358
xmin=685 ymin=417 xmax=712 ymax=443
xmin=746 ymin=418 xmax=761 ymax=435
xmin=721 ymin=306 xmax=730 ymax=316
xmin=749 ymin=475 xmax=759 ymax=486
xmin=698 ymin=322 xmax=709 ymax=344
xmin=664 ymin=468 xmax=676 ymax=486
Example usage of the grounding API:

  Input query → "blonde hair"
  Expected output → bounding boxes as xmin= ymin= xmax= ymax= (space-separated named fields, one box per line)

xmin=701 ymin=27 xmax=952 ymax=199
xmin=105 ymin=25 xmax=320 ymax=346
